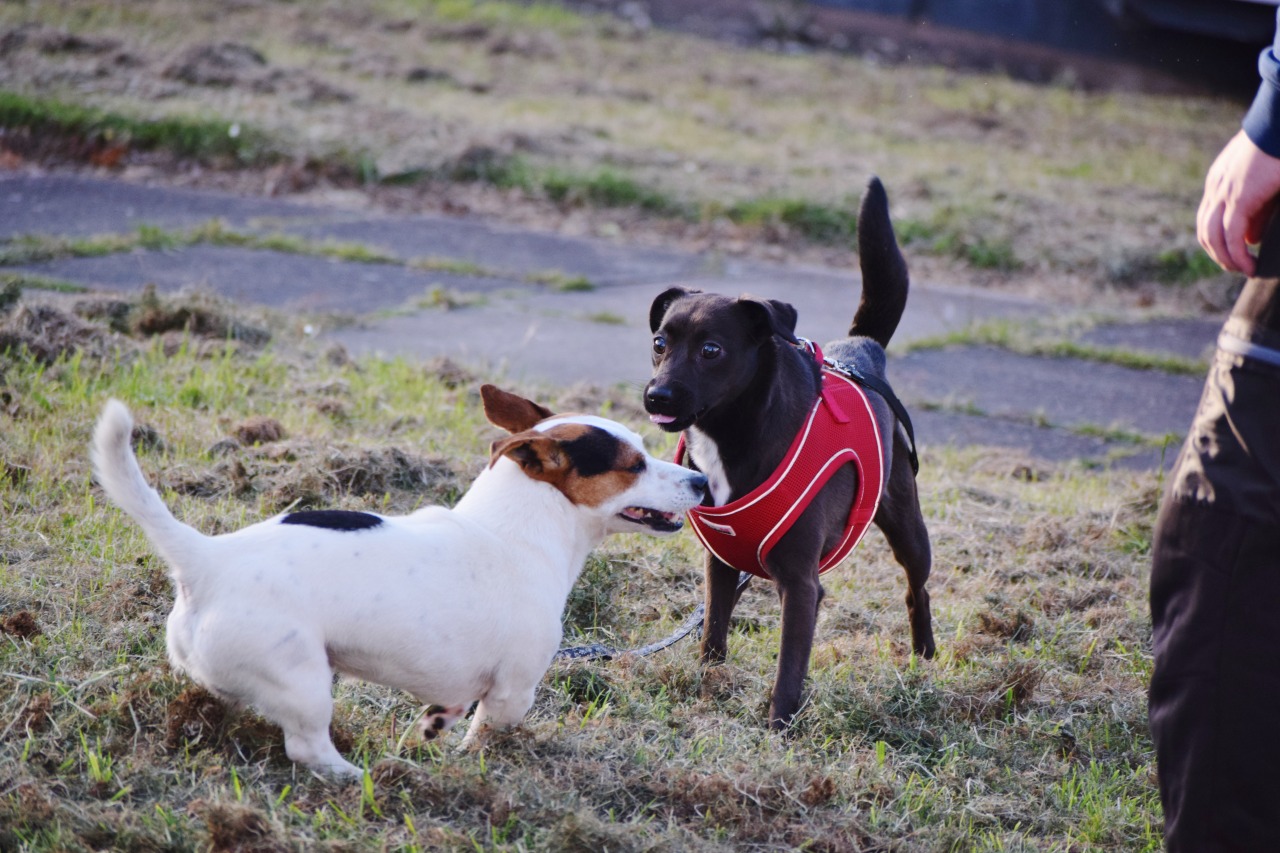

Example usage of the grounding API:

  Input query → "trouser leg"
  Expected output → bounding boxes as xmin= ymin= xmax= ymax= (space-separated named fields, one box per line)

xmin=1149 ymin=305 xmax=1280 ymax=851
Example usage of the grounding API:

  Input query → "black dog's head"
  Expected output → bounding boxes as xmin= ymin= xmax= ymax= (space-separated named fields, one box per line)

xmin=643 ymin=286 xmax=799 ymax=433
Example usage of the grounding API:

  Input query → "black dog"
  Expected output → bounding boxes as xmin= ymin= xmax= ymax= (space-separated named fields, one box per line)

xmin=644 ymin=177 xmax=934 ymax=729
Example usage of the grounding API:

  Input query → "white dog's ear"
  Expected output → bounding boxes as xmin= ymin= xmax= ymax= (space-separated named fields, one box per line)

xmin=481 ymin=385 xmax=556 ymax=433
xmin=488 ymin=433 xmax=567 ymax=482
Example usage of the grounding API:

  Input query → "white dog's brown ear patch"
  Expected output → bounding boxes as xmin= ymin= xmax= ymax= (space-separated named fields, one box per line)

xmin=489 ymin=432 xmax=567 ymax=479
xmin=481 ymin=385 xmax=556 ymax=433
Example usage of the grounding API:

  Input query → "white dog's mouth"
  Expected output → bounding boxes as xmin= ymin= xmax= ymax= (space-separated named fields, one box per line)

xmin=619 ymin=506 xmax=684 ymax=533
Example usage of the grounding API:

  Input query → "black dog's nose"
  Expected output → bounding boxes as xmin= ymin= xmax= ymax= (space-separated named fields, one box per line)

xmin=646 ymin=385 xmax=674 ymax=410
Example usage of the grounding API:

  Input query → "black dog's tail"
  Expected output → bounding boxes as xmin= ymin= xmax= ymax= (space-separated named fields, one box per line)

xmin=849 ymin=177 xmax=908 ymax=348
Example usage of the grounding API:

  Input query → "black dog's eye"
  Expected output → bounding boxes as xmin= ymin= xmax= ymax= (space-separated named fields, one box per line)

xmin=701 ymin=342 xmax=722 ymax=360
xmin=653 ymin=335 xmax=667 ymax=355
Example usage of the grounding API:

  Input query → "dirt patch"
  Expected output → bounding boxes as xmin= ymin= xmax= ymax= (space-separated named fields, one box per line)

xmin=17 ymin=692 xmax=53 ymax=734
xmin=233 ymin=415 xmax=286 ymax=446
xmin=165 ymin=686 xmax=229 ymax=752
xmin=195 ymin=801 xmax=286 ymax=853
xmin=1 ymin=609 xmax=41 ymax=639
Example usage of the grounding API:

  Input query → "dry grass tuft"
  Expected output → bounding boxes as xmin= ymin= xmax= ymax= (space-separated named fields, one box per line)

xmin=129 ymin=287 xmax=271 ymax=346
xmin=0 ymin=303 xmax=121 ymax=364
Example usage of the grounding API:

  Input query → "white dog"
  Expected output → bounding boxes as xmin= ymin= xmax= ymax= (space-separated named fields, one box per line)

xmin=91 ymin=384 xmax=707 ymax=778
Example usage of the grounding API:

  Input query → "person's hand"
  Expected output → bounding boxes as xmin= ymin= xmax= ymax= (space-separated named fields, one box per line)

xmin=1198 ymin=130 xmax=1280 ymax=275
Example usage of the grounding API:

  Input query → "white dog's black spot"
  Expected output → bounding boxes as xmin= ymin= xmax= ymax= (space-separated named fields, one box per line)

xmin=561 ymin=427 xmax=627 ymax=478
xmin=281 ymin=510 xmax=383 ymax=531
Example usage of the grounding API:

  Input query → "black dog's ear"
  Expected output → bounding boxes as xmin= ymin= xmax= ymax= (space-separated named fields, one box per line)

xmin=738 ymin=297 xmax=799 ymax=344
xmin=649 ymin=286 xmax=698 ymax=332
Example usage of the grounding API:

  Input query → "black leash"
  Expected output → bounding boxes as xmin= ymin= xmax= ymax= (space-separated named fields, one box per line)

xmin=554 ymin=573 xmax=752 ymax=662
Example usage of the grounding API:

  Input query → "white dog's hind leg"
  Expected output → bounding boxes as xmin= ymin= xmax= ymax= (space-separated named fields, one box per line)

xmin=250 ymin=657 xmax=363 ymax=779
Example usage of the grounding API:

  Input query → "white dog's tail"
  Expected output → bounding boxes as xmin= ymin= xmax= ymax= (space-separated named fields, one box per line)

xmin=92 ymin=399 xmax=206 ymax=566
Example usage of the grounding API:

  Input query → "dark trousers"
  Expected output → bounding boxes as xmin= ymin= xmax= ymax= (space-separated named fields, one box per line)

xmin=1149 ymin=278 xmax=1280 ymax=851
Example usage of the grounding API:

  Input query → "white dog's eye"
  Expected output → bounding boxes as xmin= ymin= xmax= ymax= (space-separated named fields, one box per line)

xmin=701 ymin=342 xmax=722 ymax=359
xmin=628 ymin=459 xmax=646 ymax=474
xmin=653 ymin=335 xmax=667 ymax=355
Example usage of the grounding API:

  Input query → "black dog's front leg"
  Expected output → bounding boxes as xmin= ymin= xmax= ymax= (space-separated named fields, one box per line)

xmin=700 ymin=556 xmax=740 ymax=663
xmin=768 ymin=569 xmax=822 ymax=729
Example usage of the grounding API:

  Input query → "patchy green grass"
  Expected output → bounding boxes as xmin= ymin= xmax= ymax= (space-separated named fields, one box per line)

xmin=904 ymin=318 xmax=1209 ymax=376
xmin=456 ymin=155 xmax=687 ymax=217
xmin=1107 ymin=246 xmax=1226 ymax=286
xmin=0 ymin=222 xmax=400 ymax=268
xmin=897 ymin=206 xmax=1023 ymax=272
xmin=0 ymin=292 xmax=1163 ymax=850
xmin=0 ymin=90 xmax=280 ymax=167
xmin=1 ymin=223 xmax=610 ymax=300
xmin=1 ymin=272 xmax=87 ymax=298
xmin=526 ymin=271 xmax=596 ymax=292
xmin=723 ymin=197 xmax=859 ymax=245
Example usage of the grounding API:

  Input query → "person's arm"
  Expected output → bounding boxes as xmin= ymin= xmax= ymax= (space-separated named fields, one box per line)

xmin=1198 ymin=11 xmax=1280 ymax=275
xmin=1244 ymin=11 xmax=1280 ymax=159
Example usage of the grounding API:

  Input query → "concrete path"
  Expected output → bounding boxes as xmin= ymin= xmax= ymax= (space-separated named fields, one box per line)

xmin=2 ymin=172 xmax=1217 ymax=469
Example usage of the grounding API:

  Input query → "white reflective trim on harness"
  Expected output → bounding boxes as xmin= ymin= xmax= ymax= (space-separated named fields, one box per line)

xmin=1217 ymin=331 xmax=1280 ymax=369
xmin=750 ymin=370 xmax=884 ymax=574
xmin=721 ymin=399 xmax=824 ymax=515
xmin=754 ymin=448 xmax=858 ymax=572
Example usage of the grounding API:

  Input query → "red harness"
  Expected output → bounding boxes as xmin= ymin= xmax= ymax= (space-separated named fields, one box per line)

xmin=675 ymin=344 xmax=884 ymax=580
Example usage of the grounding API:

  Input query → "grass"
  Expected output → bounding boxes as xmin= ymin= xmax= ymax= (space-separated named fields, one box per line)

xmin=897 ymin=208 xmax=1022 ymax=272
xmin=0 ymin=222 xmax=403 ymax=268
xmin=0 ymin=290 xmax=1164 ymax=850
xmin=0 ymin=274 xmax=87 ymax=304
xmin=723 ymin=197 xmax=860 ymax=245
xmin=526 ymin=272 xmax=596 ymax=292
xmin=0 ymin=90 xmax=280 ymax=167
xmin=1 ymin=222 xmax=599 ymax=293
xmin=0 ymin=0 xmax=1241 ymax=290
xmin=904 ymin=318 xmax=1210 ymax=376
xmin=456 ymin=155 xmax=688 ymax=217
xmin=1108 ymin=246 xmax=1227 ymax=286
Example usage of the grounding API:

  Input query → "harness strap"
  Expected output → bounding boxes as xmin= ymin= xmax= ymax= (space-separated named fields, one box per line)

xmin=799 ymin=338 xmax=919 ymax=475
xmin=826 ymin=359 xmax=919 ymax=476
